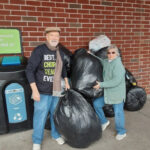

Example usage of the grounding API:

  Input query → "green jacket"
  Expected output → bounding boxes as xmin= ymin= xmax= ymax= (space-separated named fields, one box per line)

xmin=100 ymin=57 xmax=126 ymax=104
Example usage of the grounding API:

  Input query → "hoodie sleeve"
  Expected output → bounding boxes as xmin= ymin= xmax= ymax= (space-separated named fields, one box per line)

xmin=25 ymin=48 xmax=42 ymax=83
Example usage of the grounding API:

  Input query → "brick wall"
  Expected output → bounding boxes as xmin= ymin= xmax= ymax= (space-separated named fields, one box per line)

xmin=0 ymin=0 xmax=150 ymax=94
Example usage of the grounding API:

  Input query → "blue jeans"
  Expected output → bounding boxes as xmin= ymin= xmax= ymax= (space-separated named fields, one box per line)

xmin=32 ymin=94 xmax=61 ymax=144
xmin=93 ymin=96 xmax=126 ymax=135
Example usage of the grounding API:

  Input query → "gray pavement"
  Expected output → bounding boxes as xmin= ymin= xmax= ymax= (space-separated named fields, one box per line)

xmin=0 ymin=98 xmax=150 ymax=150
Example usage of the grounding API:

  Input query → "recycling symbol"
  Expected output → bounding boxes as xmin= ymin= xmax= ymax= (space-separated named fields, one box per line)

xmin=13 ymin=113 xmax=23 ymax=121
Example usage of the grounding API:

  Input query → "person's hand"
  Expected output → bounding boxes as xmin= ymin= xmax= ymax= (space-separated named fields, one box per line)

xmin=93 ymin=81 xmax=100 ymax=90
xmin=64 ymin=77 xmax=70 ymax=90
xmin=65 ymin=82 xmax=70 ymax=90
xmin=32 ymin=90 xmax=40 ymax=101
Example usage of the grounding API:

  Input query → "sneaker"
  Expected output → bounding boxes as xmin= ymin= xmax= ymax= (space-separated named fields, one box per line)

xmin=116 ymin=133 xmax=126 ymax=140
xmin=55 ymin=137 xmax=65 ymax=145
xmin=102 ymin=120 xmax=110 ymax=131
xmin=32 ymin=144 xmax=41 ymax=150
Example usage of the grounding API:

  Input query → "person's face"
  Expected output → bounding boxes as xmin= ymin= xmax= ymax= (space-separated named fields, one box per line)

xmin=46 ymin=31 xmax=60 ymax=47
xmin=107 ymin=48 xmax=117 ymax=60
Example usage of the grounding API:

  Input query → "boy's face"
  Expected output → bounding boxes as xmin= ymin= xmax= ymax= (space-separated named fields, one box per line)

xmin=46 ymin=31 xmax=60 ymax=47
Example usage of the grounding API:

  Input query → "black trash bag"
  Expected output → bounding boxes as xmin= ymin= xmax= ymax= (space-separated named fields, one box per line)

xmin=71 ymin=48 xmax=103 ymax=99
xmin=95 ymin=47 xmax=108 ymax=59
xmin=124 ymin=86 xmax=147 ymax=111
xmin=54 ymin=89 xmax=102 ymax=148
xmin=58 ymin=43 xmax=72 ymax=77
xmin=125 ymin=68 xmax=137 ymax=91
xmin=95 ymin=47 xmax=122 ymax=59
xmin=103 ymin=104 xmax=114 ymax=118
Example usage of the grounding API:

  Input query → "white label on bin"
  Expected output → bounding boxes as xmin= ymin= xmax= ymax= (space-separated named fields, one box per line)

xmin=5 ymin=88 xmax=23 ymax=94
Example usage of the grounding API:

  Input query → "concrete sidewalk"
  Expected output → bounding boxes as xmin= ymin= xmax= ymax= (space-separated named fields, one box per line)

xmin=0 ymin=98 xmax=150 ymax=150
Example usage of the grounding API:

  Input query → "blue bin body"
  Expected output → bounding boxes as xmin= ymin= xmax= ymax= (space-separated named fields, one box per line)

xmin=4 ymin=83 xmax=27 ymax=123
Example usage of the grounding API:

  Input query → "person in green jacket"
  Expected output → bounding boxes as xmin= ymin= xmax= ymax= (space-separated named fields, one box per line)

xmin=93 ymin=44 xmax=126 ymax=141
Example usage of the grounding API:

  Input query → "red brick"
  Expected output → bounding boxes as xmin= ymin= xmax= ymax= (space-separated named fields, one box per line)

xmin=26 ymin=1 xmax=41 ymax=6
xmin=57 ymin=13 xmax=69 ymax=18
xmin=12 ymin=22 xmax=27 ymax=26
xmin=38 ymin=17 xmax=51 ymax=22
xmin=79 ymin=19 xmax=90 ymax=23
xmin=52 ymin=18 xmax=65 ymax=22
xmin=51 ymin=0 xmax=64 ymax=2
xmin=21 ymin=6 xmax=36 ymax=11
xmin=113 ymin=2 xmax=123 ymax=7
xmin=64 ymin=0 xmax=76 ymax=2
xmin=65 ymin=9 xmax=77 ymax=13
xmin=69 ymin=4 xmax=81 ymax=9
xmin=10 ymin=0 xmax=25 ymax=5
xmin=82 ymin=24 xmax=93 ymax=28
xmin=0 ymin=0 xmax=8 ymax=3
xmin=5 ymin=5 xmax=20 ymax=10
xmin=0 ymin=16 xmax=5 ymax=20
xmin=28 ymin=11 xmax=42 ymax=17
xmin=94 ymin=5 xmax=104 ymax=10
xmin=23 ymin=51 xmax=31 ymax=57
xmin=0 ymin=21 xmax=11 ymax=26
xmin=37 ymin=7 xmax=50 ymax=12
xmin=90 ymin=1 xmax=100 ymax=5
xmin=57 ymin=23 xmax=69 ymax=27
xmin=78 ymin=10 xmax=89 ymax=14
xmin=78 ymin=0 xmax=89 ymax=4
xmin=52 ymin=8 xmax=64 ymax=13
xmin=66 ymin=37 xmax=78 ymax=41
xmin=28 ymin=22 xmax=42 ymax=26
xmin=78 ymin=28 xmax=90 ymax=32
xmin=123 ymin=3 xmax=133 ymax=7
xmin=71 ymin=33 xmax=82 ymax=36
xmin=43 ymin=22 xmax=57 ymax=27
xmin=66 ymin=18 xmax=78 ymax=23
xmin=41 ymin=2 xmax=55 ymax=7
xmin=90 ymin=10 xmax=101 ymax=14
xmin=11 ymin=11 xmax=27 ymax=16
xmin=82 ymin=5 xmax=93 ymax=9
xmin=23 ymin=27 xmax=38 ymax=32
xmin=30 ymin=32 xmax=44 ymax=37
xmin=90 ymin=19 xmax=101 ymax=23
xmin=94 ymin=24 xmax=105 ymax=28
xmin=23 ymin=37 xmax=38 ymax=42
xmin=70 ymin=14 xmax=82 ymax=18
xmin=43 ymin=12 xmax=56 ymax=17
xmin=0 ymin=4 xmax=3 ymax=9
xmin=0 ymin=10 xmax=10 ymax=15
xmin=66 ymin=28 xmax=77 ymax=32
xmin=6 ymin=16 xmax=21 ymax=20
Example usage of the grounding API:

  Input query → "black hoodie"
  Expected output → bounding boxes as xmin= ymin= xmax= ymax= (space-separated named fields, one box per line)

xmin=26 ymin=43 xmax=67 ymax=95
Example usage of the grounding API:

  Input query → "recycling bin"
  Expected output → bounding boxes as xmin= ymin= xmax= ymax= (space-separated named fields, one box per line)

xmin=0 ymin=56 xmax=33 ymax=134
xmin=5 ymin=83 xmax=27 ymax=124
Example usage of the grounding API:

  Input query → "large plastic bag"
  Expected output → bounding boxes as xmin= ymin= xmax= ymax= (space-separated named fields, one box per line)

xmin=103 ymin=104 xmax=114 ymax=117
xmin=95 ymin=47 xmax=108 ymax=59
xmin=54 ymin=89 xmax=102 ymax=148
xmin=89 ymin=35 xmax=111 ymax=52
xmin=125 ymin=69 xmax=137 ymax=91
xmin=124 ymin=86 xmax=147 ymax=111
xmin=71 ymin=48 xmax=103 ymax=99
xmin=59 ymin=43 xmax=72 ymax=77
xmin=45 ymin=78 xmax=67 ymax=130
